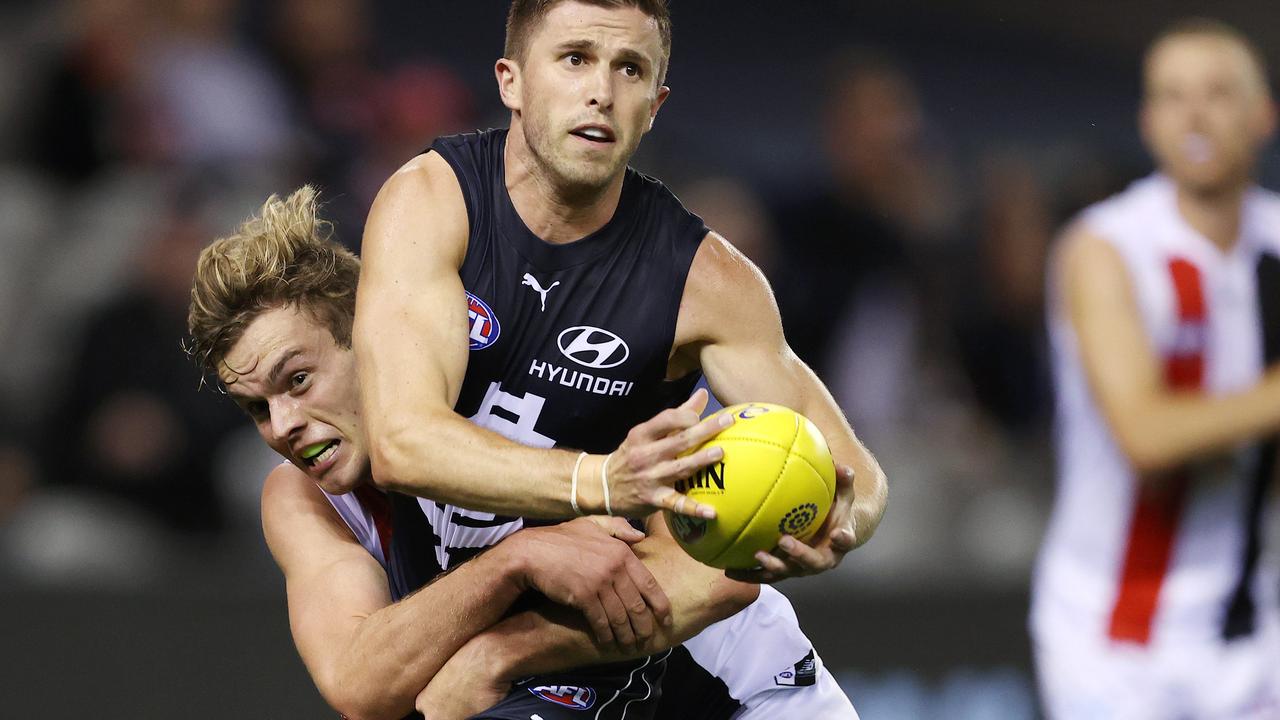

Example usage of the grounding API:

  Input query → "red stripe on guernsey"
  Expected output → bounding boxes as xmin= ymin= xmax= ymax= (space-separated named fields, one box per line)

xmin=1108 ymin=257 xmax=1204 ymax=644
xmin=352 ymin=483 xmax=393 ymax=562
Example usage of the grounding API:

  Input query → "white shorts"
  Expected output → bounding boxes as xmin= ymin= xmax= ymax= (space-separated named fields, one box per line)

xmin=686 ymin=585 xmax=859 ymax=719
xmin=1033 ymin=619 xmax=1280 ymax=719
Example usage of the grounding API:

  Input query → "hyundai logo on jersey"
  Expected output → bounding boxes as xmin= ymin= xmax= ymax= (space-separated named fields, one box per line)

xmin=528 ymin=684 xmax=596 ymax=710
xmin=466 ymin=292 xmax=500 ymax=350
xmin=557 ymin=326 xmax=630 ymax=369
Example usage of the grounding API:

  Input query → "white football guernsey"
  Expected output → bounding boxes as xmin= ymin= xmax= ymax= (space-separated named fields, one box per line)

xmin=1032 ymin=174 xmax=1280 ymax=717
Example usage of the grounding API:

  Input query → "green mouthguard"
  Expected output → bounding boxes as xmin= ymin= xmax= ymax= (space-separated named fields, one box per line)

xmin=301 ymin=442 xmax=330 ymax=460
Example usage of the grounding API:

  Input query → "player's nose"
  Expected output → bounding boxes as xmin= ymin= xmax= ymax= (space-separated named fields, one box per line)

xmin=267 ymin=395 xmax=307 ymax=443
xmin=587 ymin=66 xmax=614 ymax=109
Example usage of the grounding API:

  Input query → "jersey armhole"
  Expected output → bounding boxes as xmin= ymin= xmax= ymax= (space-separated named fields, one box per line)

xmin=662 ymin=226 xmax=711 ymax=377
xmin=422 ymin=143 xmax=478 ymax=244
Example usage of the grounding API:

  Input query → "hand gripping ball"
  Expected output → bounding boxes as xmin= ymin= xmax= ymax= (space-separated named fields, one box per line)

xmin=665 ymin=403 xmax=837 ymax=570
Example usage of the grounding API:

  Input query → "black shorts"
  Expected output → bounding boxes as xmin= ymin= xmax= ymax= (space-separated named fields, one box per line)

xmin=467 ymin=653 xmax=670 ymax=720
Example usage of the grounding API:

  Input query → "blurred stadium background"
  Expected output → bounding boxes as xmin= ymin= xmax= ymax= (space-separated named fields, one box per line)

xmin=1 ymin=1 xmax=1278 ymax=717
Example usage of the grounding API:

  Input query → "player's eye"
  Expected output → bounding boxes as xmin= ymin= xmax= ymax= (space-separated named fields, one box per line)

xmin=291 ymin=372 xmax=310 ymax=390
xmin=566 ymin=52 xmax=585 ymax=66
xmin=622 ymin=63 xmax=641 ymax=78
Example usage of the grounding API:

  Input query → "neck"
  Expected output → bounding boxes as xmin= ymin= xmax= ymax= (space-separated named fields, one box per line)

xmin=1174 ymin=178 xmax=1249 ymax=252
xmin=505 ymin=122 xmax=624 ymax=245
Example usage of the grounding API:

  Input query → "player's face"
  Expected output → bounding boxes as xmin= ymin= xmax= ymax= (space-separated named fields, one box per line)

xmin=220 ymin=305 xmax=366 ymax=495
xmin=1142 ymin=35 xmax=1275 ymax=194
xmin=508 ymin=1 xmax=669 ymax=190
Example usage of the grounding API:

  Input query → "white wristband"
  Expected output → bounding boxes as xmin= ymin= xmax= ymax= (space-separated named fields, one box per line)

xmin=601 ymin=452 xmax=614 ymax=517
xmin=570 ymin=451 xmax=588 ymax=516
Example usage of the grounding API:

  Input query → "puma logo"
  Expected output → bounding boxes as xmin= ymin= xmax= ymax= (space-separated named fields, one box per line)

xmin=522 ymin=273 xmax=561 ymax=312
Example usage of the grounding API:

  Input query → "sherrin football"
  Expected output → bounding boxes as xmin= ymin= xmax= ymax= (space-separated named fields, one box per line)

xmin=665 ymin=403 xmax=837 ymax=570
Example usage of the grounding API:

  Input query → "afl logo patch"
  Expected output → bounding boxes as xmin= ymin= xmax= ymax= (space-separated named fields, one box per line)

xmin=528 ymin=684 xmax=596 ymax=710
xmin=466 ymin=292 xmax=500 ymax=350
xmin=557 ymin=326 xmax=630 ymax=369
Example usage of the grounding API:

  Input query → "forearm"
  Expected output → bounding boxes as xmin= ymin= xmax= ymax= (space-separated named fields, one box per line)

xmin=457 ymin=535 xmax=756 ymax=681
xmin=794 ymin=367 xmax=888 ymax=547
xmin=368 ymin=408 xmax=611 ymax=518
xmin=1113 ymin=370 xmax=1280 ymax=475
xmin=823 ymin=431 xmax=886 ymax=547
xmin=319 ymin=545 xmax=527 ymax=719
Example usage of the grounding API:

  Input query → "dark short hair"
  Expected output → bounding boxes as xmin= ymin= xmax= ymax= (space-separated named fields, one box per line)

xmin=504 ymin=0 xmax=672 ymax=84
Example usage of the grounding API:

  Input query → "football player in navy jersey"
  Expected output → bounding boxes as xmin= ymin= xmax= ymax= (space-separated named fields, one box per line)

xmin=357 ymin=0 xmax=886 ymax=595
xmin=188 ymin=187 xmax=762 ymax=719
xmin=352 ymin=1 xmax=883 ymax=717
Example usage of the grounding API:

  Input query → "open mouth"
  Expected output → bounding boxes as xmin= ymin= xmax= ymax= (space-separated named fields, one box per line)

xmin=301 ymin=440 xmax=340 ymax=467
xmin=570 ymin=125 xmax=615 ymax=144
xmin=1183 ymin=133 xmax=1214 ymax=165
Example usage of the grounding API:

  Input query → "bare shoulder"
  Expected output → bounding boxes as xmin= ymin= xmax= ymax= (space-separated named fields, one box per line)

xmin=688 ymin=231 xmax=769 ymax=294
xmin=1054 ymin=221 xmax=1129 ymax=303
xmin=678 ymin=232 xmax=779 ymax=343
xmin=262 ymin=462 xmax=328 ymax=515
xmin=377 ymin=151 xmax=462 ymax=200
xmin=363 ymin=151 xmax=469 ymax=268
xmin=261 ymin=464 xmax=357 ymax=568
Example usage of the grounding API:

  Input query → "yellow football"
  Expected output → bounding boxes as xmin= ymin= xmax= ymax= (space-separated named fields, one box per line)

xmin=664 ymin=403 xmax=837 ymax=570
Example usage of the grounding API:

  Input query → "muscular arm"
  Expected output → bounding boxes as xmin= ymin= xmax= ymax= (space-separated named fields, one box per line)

xmin=1060 ymin=226 xmax=1280 ymax=476
xmin=415 ymin=514 xmax=759 ymax=718
xmin=356 ymin=154 xmax=720 ymax=519
xmin=356 ymin=153 xmax=593 ymax=517
xmin=268 ymin=463 xmax=678 ymax=719
xmin=676 ymin=234 xmax=887 ymax=561
xmin=262 ymin=464 xmax=527 ymax=720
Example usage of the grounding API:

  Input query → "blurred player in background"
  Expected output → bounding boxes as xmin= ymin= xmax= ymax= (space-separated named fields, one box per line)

xmin=1033 ymin=18 xmax=1280 ymax=719
xmin=355 ymin=1 xmax=883 ymax=714
xmin=187 ymin=187 xmax=857 ymax=719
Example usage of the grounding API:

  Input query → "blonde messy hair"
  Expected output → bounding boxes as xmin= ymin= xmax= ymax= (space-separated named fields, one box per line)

xmin=186 ymin=185 xmax=360 ymax=387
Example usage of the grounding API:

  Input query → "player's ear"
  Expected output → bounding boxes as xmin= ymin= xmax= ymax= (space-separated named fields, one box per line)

xmin=646 ymin=85 xmax=671 ymax=133
xmin=496 ymin=57 xmax=522 ymax=112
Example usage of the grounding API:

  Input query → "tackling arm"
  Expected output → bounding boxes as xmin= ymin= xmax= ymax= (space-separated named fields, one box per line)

xmin=266 ymin=464 xmax=676 ymax=719
xmin=414 ymin=515 xmax=759 ymax=718
xmin=1060 ymin=226 xmax=1280 ymax=476
xmin=262 ymin=464 xmax=528 ymax=720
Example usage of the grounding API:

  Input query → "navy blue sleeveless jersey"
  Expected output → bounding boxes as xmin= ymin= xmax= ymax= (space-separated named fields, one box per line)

xmin=444 ymin=128 xmax=707 ymax=451
xmin=382 ymin=129 xmax=727 ymax=720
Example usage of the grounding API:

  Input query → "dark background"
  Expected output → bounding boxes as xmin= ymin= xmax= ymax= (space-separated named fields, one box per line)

xmin=0 ymin=1 xmax=1276 ymax=717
